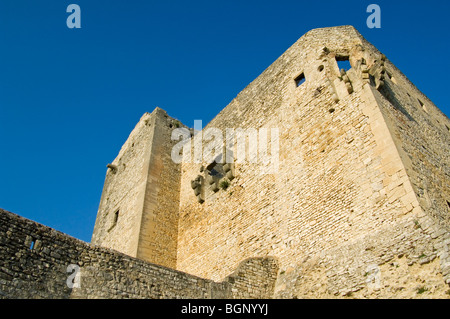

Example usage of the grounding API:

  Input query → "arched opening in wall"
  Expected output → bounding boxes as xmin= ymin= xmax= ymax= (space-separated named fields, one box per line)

xmin=335 ymin=55 xmax=351 ymax=72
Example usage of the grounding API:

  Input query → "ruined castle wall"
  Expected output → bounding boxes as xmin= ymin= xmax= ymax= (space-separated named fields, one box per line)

xmin=91 ymin=108 xmax=182 ymax=268
xmin=1 ymin=209 xmax=83 ymax=298
xmin=3 ymin=25 xmax=448 ymax=300
xmin=0 ymin=209 xmax=278 ymax=299
xmin=176 ymin=25 xmax=446 ymax=291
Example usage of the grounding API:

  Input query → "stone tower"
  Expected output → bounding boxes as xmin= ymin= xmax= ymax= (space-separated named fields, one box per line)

xmin=91 ymin=107 xmax=183 ymax=268
xmin=92 ymin=26 xmax=450 ymax=298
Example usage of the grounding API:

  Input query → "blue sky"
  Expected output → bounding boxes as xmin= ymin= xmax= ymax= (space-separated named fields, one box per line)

xmin=1 ymin=0 xmax=449 ymax=243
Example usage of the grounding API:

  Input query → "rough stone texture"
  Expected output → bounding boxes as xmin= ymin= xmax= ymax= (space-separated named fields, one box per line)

xmin=274 ymin=214 xmax=450 ymax=298
xmin=176 ymin=26 xmax=450 ymax=296
xmin=3 ymin=25 xmax=450 ymax=299
xmin=0 ymin=209 xmax=278 ymax=299
xmin=91 ymin=108 xmax=183 ymax=269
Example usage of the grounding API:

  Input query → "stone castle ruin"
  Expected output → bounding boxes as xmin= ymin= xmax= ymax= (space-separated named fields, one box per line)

xmin=1 ymin=26 xmax=449 ymax=299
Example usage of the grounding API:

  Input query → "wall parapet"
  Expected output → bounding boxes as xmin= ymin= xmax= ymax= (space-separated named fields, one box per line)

xmin=0 ymin=208 xmax=278 ymax=299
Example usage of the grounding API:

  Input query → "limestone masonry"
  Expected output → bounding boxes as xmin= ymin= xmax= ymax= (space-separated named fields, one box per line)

xmin=1 ymin=25 xmax=449 ymax=299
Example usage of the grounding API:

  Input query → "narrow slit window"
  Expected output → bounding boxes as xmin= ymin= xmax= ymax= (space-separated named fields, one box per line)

xmin=108 ymin=210 xmax=119 ymax=232
xmin=295 ymin=73 xmax=306 ymax=87
xmin=113 ymin=210 xmax=119 ymax=225
xmin=386 ymin=72 xmax=397 ymax=84
xmin=418 ymin=99 xmax=428 ymax=113
xmin=30 ymin=239 xmax=35 ymax=250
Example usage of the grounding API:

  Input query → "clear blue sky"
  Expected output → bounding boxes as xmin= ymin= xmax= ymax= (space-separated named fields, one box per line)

xmin=1 ymin=0 xmax=449 ymax=243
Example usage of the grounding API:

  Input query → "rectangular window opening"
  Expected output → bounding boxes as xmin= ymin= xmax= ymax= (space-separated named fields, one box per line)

xmin=336 ymin=56 xmax=351 ymax=72
xmin=30 ymin=239 xmax=35 ymax=250
xmin=295 ymin=73 xmax=306 ymax=87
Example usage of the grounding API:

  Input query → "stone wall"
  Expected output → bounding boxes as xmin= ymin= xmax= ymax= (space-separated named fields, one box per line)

xmin=135 ymin=108 xmax=184 ymax=268
xmin=274 ymin=213 xmax=450 ymax=298
xmin=0 ymin=208 xmax=279 ymax=299
xmin=369 ymin=49 xmax=450 ymax=230
xmin=172 ymin=26 xmax=449 ymax=298
xmin=176 ymin=26 xmax=424 ymax=283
